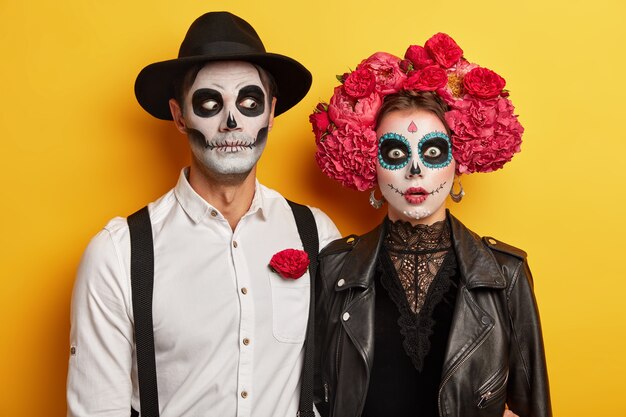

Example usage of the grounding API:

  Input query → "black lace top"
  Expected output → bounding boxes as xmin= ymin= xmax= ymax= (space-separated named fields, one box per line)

xmin=362 ymin=217 xmax=459 ymax=417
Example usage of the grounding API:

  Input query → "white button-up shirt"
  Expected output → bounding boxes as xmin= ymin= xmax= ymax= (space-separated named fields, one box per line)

xmin=67 ymin=169 xmax=340 ymax=417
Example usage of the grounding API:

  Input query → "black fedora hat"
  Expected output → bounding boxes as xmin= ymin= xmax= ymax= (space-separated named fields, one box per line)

xmin=135 ymin=11 xmax=312 ymax=120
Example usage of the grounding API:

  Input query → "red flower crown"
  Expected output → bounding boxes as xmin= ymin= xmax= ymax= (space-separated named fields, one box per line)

xmin=310 ymin=33 xmax=524 ymax=191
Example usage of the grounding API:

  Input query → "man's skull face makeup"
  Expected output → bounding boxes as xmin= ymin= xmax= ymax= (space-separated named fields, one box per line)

xmin=182 ymin=61 xmax=273 ymax=177
xmin=376 ymin=109 xmax=456 ymax=224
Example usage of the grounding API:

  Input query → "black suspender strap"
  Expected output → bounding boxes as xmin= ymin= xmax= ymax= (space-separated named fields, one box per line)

xmin=128 ymin=206 xmax=160 ymax=417
xmin=127 ymin=201 xmax=319 ymax=417
xmin=286 ymin=200 xmax=319 ymax=417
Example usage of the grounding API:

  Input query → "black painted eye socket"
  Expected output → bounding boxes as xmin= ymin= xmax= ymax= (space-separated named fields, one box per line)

xmin=237 ymin=85 xmax=265 ymax=117
xmin=418 ymin=134 xmax=452 ymax=168
xmin=192 ymin=89 xmax=223 ymax=117
xmin=379 ymin=137 xmax=411 ymax=169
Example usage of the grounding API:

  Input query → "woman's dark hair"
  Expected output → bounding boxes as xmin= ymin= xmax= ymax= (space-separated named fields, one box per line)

xmin=376 ymin=90 xmax=451 ymax=137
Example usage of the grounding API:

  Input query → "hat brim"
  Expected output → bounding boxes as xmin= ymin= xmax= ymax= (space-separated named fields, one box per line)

xmin=134 ymin=52 xmax=312 ymax=120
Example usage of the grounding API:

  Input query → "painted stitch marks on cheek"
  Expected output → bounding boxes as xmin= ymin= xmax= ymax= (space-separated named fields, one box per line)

xmin=387 ymin=182 xmax=448 ymax=196
xmin=387 ymin=181 xmax=448 ymax=199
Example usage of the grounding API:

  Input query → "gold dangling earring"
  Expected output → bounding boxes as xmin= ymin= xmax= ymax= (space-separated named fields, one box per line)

xmin=449 ymin=177 xmax=465 ymax=203
xmin=369 ymin=189 xmax=385 ymax=209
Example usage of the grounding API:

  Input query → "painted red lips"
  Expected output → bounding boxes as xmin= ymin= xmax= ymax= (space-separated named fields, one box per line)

xmin=403 ymin=187 xmax=428 ymax=204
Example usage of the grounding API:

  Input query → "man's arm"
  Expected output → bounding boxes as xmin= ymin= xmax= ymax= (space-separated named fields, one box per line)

xmin=67 ymin=226 xmax=135 ymax=417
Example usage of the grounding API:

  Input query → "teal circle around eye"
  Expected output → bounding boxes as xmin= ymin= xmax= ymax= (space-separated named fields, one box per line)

xmin=418 ymin=131 xmax=453 ymax=169
xmin=378 ymin=132 xmax=411 ymax=170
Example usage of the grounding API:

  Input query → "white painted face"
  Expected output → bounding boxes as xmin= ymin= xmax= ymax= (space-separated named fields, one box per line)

xmin=376 ymin=109 xmax=456 ymax=225
xmin=182 ymin=61 xmax=274 ymax=176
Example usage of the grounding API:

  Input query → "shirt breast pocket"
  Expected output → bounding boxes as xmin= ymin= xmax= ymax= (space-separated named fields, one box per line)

xmin=268 ymin=270 xmax=310 ymax=343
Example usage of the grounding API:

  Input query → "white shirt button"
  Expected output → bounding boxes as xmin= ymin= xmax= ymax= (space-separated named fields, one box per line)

xmin=337 ymin=279 xmax=345 ymax=287
xmin=342 ymin=312 xmax=350 ymax=321
xmin=210 ymin=210 xmax=218 ymax=217
xmin=233 ymin=241 xmax=238 ymax=248
xmin=241 ymin=390 xmax=248 ymax=399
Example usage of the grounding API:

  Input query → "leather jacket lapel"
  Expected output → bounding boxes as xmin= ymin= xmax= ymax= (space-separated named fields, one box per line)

xmin=440 ymin=213 xmax=506 ymax=394
xmin=448 ymin=212 xmax=507 ymax=289
xmin=335 ymin=224 xmax=385 ymax=291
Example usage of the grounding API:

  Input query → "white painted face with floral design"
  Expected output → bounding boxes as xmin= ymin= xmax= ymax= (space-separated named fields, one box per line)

xmin=180 ymin=61 xmax=274 ymax=177
xmin=376 ymin=109 xmax=456 ymax=225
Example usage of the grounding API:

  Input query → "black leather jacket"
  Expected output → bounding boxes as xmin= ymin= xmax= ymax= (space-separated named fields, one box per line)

xmin=314 ymin=213 xmax=551 ymax=417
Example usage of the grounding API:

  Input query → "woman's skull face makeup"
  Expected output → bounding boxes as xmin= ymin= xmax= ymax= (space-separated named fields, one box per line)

xmin=376 ymin=109 xmax=456 ymax=224
xmin=182 ymin=61 xmax=273 ymax=177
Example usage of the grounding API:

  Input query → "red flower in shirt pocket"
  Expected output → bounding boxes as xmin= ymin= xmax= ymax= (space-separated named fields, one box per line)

xmin=269 ymin=249 xmax=310 ymax=279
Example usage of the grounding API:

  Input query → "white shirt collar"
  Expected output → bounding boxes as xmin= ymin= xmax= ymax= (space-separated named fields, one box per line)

xmin=174 ymin=167 xmax=266 ymax=224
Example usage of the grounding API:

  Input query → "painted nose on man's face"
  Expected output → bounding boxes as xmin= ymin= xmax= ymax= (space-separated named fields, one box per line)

xmin=221 ymin=108 xmax=240 ymax=132
xmin=226 ymin=112 xmax=238 ymax=130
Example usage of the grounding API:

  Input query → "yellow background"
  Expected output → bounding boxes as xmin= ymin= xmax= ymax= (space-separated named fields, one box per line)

xmin=1 ymin=0 xmax=625 ymax=415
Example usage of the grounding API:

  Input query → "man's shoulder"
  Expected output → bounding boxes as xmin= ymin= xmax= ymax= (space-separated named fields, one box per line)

xmin=94 ymin=187 xmax=177 ymax=244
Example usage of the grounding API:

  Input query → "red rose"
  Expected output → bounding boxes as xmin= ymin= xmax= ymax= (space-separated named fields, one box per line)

xmin=269 ymin=249 xmax=310 ymax=279
xmin=425 ymin=33 xmax=463 ymax=68
xmin=404 ymin=45 xmax=435 ymax=70
xmin=328 ymin=85 xmax=382 ymax=129
xmin=359 ymin=52 xmax=407 ymax=94
xmin=463 ymin=67 xmax=506 ymax=99
xmin=404 ymin=65 xmax=448 ymax=91
xmin=315 ymin=124 xmax=378 ymax=191
xmin=309 ymin=103 xmax=331 ymax=142
xmin=343 ymin=67 xmax=376 ymax=98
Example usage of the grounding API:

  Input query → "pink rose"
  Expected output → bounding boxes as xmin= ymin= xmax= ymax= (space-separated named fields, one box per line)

xmin=463 ymin=67 xmax=506 ymax=99
xmin=445 ymin=96 xmax=523 ymax=173
xmin=438 ymin=59 xmax=478 ymax=102
xmin=454 ymin=58 xmax=478 ymax=76
xmin=359 ymin=52 xmax=407 ymax=94
xmin=343 ymin=67 xmax=376 ymax=98
xmin=425 ymin=33 xmax=463 ymax=68
xmin=404 ymin=65 xmax=448 ymax=91
xmin=269 ymin=249 xmax=310 ymax=279
xmin=309 ymin=103 xmax=331 ymax=142
xmin=315 ymin=124 xmax=378 ymax=191
xmin=404 ymin=45 xmax=435 ymax=70
xmin=328 ymin=85 xmax=382 ymax=129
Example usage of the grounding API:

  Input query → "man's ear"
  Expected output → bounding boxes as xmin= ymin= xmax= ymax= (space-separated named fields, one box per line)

xmin=267 ymin=97 xmax=277 ymax=132
xmin=169 ymin=98 xmax=187 ymax=134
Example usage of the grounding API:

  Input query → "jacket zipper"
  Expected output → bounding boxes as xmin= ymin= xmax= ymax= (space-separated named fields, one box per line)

xmin=477 ymin=392 xmax=493 ymax=408
xmin=477 ymin=371 xmax=508 ymax=408
xmin=437 ymin=327 xmax=491 ymax=416
xmin=324 ymin=381 xmax=329 ymax=403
